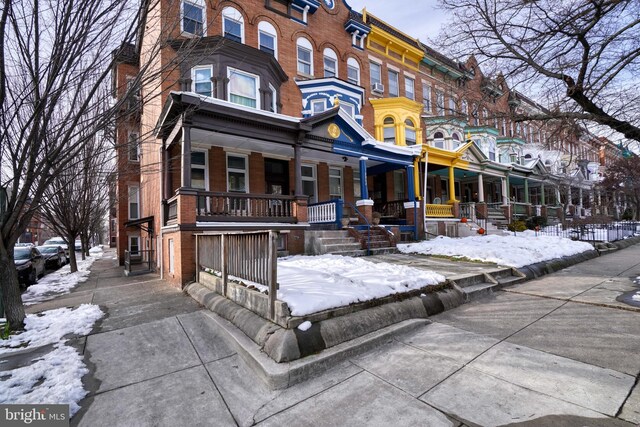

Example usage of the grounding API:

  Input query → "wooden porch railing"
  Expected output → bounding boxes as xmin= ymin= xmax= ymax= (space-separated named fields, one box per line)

xmin=196 ymin=231 xmax=279 ymax=320
xmin=308 ymin=199 xmax=342 ymax=224
xmin=512 ymin=202 xmax=529 ymax=216
xmin=377 ymin=199 xmax=406 ymax=219
xmin=425 ymin=203 xmax=454 ymax=218
xmin=196 ymin=191 xmax=296 ymax=222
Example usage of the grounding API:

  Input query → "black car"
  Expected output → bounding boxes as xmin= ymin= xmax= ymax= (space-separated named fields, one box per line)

xmin=37 ymin=245 xmax=66 ymax=269
xmin=14 ymin=246 xmax=45 ymax=287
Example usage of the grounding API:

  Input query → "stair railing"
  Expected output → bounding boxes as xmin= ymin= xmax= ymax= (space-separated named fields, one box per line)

xmin=342 ymin=201 xmax=371 ymax=255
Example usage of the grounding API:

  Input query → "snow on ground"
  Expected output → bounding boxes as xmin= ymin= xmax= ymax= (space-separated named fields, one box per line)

xmin=21 ymin=250 xmax=102 ymax=306
xmin=0 ymin=304 xmax=104 ymax=415
xmin=398 ymin=232 xmax=594 ymax=268
xmin=246 ymin=254 xmax=445 ymax=316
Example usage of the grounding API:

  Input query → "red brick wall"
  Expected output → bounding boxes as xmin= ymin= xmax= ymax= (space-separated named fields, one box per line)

xmin=317 ymin=162 xmax=329 ymax=202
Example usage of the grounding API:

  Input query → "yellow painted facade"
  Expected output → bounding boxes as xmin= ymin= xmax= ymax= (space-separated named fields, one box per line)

xmin=363 ymin=12 xmax=423 ymax=71
xmin=370 ymin=97 xmax=423 ymax=146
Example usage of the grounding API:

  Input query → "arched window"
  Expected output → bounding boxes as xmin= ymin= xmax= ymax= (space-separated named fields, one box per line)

xmin=405 ymin=119 xmax=416 ymax=146
xmin=452 ymin=133 xmax=461 ymax=149
xmin=488 ymin=138 xmax=497 ymax=161
xmin=297 ymin=38 xmax=313 ymax=76
xmin=323 ymin=48 xmax=338 ymax=78
xmin=383 ymin=117 xmax=396 ymax=143
xmin=258 ymin=21 xmax=277 ymax=57
xmin=433 ymin=131 xmax=445 ymax=149
xmin=346 ymin=57 xmax=360 ymax=85
xmin=460 ymin=99 xmax=468 ymax=118
xmin=222 ymin=7 xmax=244 ymax=43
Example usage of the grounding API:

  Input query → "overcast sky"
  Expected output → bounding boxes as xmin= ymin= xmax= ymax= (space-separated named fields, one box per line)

xmin=344 ymin=0 xmax=446 ymax=43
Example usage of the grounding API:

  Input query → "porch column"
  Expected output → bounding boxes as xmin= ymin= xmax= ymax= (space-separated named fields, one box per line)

xmin=556 ymin=187 xmax=561 ymax=205
xmin=540 ymin=182 xmax=546 ymax=206
xmin=578 ymin=187 xmax=583 ymax=208
xmin=181 ymin=124 xmax=192 ymax=188
xmin=448 ymin=166 xmax=456 ymax=203
xmin=406 ymin=164 xmax=415 ymax=201
xmin=566 ymin=186 xmax=573 ymax=206
xmin=294 ymin=143 xmax=303 ymax=196
xmin=477 ymin=173 xmax=485 ymax=203
xmin=597 ymin=190 xmax=602 ymax=214
xmin=501 ymin=177 xmax=508 ymax=205
xmin=359 ymin=157 xmax=368 ymax=200
xmin=524 ymin=178 xmax=530 ymax=204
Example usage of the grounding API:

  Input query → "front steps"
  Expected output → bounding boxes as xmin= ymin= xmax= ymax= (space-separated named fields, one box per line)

xmin=304 ymin=228 xmax=397 ymax=256
xmin=450 ymin=268 xmax=527 ymax=301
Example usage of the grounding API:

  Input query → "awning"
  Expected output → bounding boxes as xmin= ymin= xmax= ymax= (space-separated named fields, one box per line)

xmin=124 ymin=216 xmax=154 ymax=236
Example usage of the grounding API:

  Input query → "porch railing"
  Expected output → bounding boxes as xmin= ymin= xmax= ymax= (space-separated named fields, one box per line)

xmin=124 ymin=249 xmax=154 ymax=276
xmin=196 ymin=231 xmax=279 ymax=319
xmin=196 ymin=191 xmax=296 ymax=222
xmin=308 ymin=199 xmax=343 ymax=225
xmin=377 ymin=199 xmax=406 ymax=219
xmin=512 ymin=202 xmax=529 ymax=217
xmin=425 ymin=203 xmax=454 ymax=218
xmin=459 ymin=202 xmax=477 ymax=222
xmin=486 ymin=202 xmax=503 ymax=211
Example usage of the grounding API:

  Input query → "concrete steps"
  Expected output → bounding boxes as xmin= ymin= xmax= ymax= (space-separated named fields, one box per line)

xmin=451 ymin=268 xmax=526 ymax=301
xmin=305 ymin=227 xmax=397 ymax=256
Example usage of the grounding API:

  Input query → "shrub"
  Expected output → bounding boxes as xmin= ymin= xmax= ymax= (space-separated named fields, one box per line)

xmin=507 ymin=220 xmax=527 ymax=232
xmin=525 ymin=215 xmax=548 ymax=230
xmin=622 ymin=208 xmax=634 ymax=221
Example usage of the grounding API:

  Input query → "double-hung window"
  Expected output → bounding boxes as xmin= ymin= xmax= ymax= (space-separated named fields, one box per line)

xmin=258 ymin=21 xmax=277 ymax=57
xmin=353 ymin=170 xmax=361 ymax=199
xmin=323 ymin=48 xmax=337 ymax=78
xmin=436 ymin=90 xmax=445 ymax=115
xmin=227 ymin=154 xmax=248 ymax=193
xmin=192 ymin=66 xmax=212 ymax=97
xmin=301 ymin=164 xmax=317 ymax=203
xmin=347 ymin=58 xmax=360 ymax=85
xmin=329 ymin=167 xmax=343 ymax=199
xmin=297 ymin=38 xmax=313 ymax=76
xmin=128 ymin=132 xmax=139 ymax=162
xmin=128 ymin=185 xmax=140 ymax=220
xmin=388 ymin=70 xmax=399 ymax=97
xmin=405 ymin=77 xmax=415 ymax=100
xmin=370 ymin=62 xmax=381 ymax=87
xmin=191 ymin=151 xmax=207 ymax=190
xmin=228 ymin=68 xmax=259 ymax=109
xmin=182 ymin=0 xmax=204 ymax=35
xmin=129 ymin=236 xmax=140 ymax=256
xmin=222 ymin=7 xmax=244 ymax=43
xmin=422 ymin=84 xmax=431 ymax=112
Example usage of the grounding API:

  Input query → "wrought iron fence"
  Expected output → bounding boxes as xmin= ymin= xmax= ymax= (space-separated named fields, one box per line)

xmin=523 ymin=221 xmax=640 ymax=243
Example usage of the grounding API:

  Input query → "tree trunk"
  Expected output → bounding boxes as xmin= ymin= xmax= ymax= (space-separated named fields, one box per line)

xmin=0 ymin=244 xmax=26 ymax=330
xmin=67 ymin=234 xmax=78 ymax=272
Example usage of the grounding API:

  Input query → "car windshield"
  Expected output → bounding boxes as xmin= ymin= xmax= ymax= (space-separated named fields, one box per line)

xmin=45 ymin=239 xmax=65 ymax=245
xmin=14 ymin=248 xmax=31 ymax=260
xmin=38 ymin=246 xmax=58 ymax=254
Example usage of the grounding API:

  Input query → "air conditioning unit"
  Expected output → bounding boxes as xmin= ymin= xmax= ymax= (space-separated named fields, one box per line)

xmin=372 ymin=82 xmax=384 ymax=94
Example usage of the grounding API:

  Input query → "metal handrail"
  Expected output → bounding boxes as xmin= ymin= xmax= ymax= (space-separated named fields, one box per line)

xmin=343 ymin=201 xmax=371 ymax=255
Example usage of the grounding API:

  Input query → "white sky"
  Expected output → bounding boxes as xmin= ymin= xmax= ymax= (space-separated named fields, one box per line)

xmin=344 ymin=0 xmax=445 ymax=43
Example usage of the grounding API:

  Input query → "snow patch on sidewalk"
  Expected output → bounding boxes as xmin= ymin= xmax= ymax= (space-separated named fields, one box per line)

xmin=244 ymin=254 xmax=445 ymax=316
xmin=21 ymin=252 xmax=101 ymax=306
xmin=0 ymin=305 xmax=104 ymax=416
xmin=398 ymin=232 xmax=594 ymax=268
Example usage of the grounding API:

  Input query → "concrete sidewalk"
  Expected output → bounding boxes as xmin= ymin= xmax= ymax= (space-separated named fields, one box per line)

xmin=38 ymin=246 xmax=640 ymax=426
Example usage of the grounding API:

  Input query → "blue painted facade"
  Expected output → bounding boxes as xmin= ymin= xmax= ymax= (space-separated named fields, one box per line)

xmin=297 ymin=77 xmax=365 ymax=125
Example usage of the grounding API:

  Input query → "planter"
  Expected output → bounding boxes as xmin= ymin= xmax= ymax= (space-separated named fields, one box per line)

xmin=341 ymin=217 xmax=350 ymax=228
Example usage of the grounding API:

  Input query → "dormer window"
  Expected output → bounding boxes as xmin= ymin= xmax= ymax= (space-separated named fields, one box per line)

xmin=222 ymin=7 xmax=244 ymax=43
xmin=182 ymin=0 xmax=204 ymax=36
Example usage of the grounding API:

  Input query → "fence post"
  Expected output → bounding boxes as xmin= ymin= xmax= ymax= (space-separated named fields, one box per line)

xmin=268 ymin=231 xmax=278 ymax=321
xmin=221 ymin=234 xmax=228 ymax=297
xmin=195 ymin=236 xmax=200 ymax=283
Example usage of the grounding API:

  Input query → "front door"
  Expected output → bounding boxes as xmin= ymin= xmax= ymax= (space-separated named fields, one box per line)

xmin=264 ymin=158 xmax=290 ymax=195
xmin=372 ymin=173 xmax=387 ymax=208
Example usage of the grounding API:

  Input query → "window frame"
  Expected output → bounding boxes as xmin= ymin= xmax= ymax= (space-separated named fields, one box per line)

xmin=433 ymin=131 xmax=445 ymax=149
xmin=227 ymin=67 xmax=260 ymax=109
xmin=258 ymin=21 xmax=277 ymax=58
xmin=181 ymin=0 xmax=205 ymax=36
xmin=128 ymin=236 xmax=140 ymax=256
xmin=311 ymin=99 xmax=326 ymax=115
xmin=128 ymin=185 xmax=140 ymax=220
xmin=190 ymin=150 xmax=209 ymax=190
xmin=301 ymin=163 xmax=318 ymax=204
xmin=388 ymin=70 xmax=399 ymax=97
xmin=370 ymin=62 xmax=382 ymax=87
xmin=222 ymin=7 xmax=244 ymax=43
xmin=436 ymin=90 xmax=445 ymax=116
xmin=323 ymin=48 xmax=338 ymax=78
xmin=128 ymin=131 xmax=140 ymax=162
xmin=422 ymin=83 xmax=432 ymax=112
xmin=191 ymin=65 xmax=213 ymax=97
xmin=340 ymin=102 xmax=355 ymax=118
xmin=404 ymin=119 xmax=417 ymax=146
xmin=347 ymin=58 xmax=360 ymax=85
xmin=405 ymin=76 xmax=415 ymax=100
xmin=226 ymin=153 xmax=249 ymax=193
xmin=329 ymin=167 xmax=343 ymax=199
xmin=383 ymin=116 xmax=396 ymax=143
xmin=296 ymin=38 xmax=314 ymax=76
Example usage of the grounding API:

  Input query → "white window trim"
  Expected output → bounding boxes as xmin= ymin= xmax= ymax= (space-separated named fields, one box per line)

xmin=258 ymin=21 xmax=277 ymax=58
xmin=269 ymin=83 xmax=277 ymax=113
xmin=311 ymin=99 xmax=326 ymax=114
xmin=226 ymin=153 xmax=249 ymax=193
xmin=301 ymin=163 xmax=318 ymax=204
xmin=329 ymin=167 xmax=343 ymax=199
xmin=347 ymin=58 xmax=360 ymax=85
xmin=128 ymin=131 xmax=140 ymax=162
xmin=296 ymin=38 xmax=314 ymax=77
xmin=222 ymin=7 xmax=244 ymax=43
xmin=370 ymin=61 xmax=382 ymax=86
xmin=227 ymin=67 xmax=260 ymax=109
xmin=405 ymin=77 xmax=415 ymax=100
xmin=191 ymin=65 xmax=213 ymax=96
xmin=340 ymin=102 xmax=355 ymax=117
xmin=181 ymin=0 xmax=205 ymax=37
xmin=191 ymin=149 xmax=209 ymax=190
xmin=323 ymin=48 xmax=338 ymax=78
xmin=388 ymin=70 xmax=399 ymax=96
xmin=128 ymin=185 xmax=140 ymax=220
xmin=128 ymin=235 xmax=140 ymax=256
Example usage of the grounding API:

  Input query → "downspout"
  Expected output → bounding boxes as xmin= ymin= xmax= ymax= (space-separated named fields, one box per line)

xmin=159 ymin=144 xmax=164 ymax=280
xmin=422 ymin=150 xmax=429 ymax=239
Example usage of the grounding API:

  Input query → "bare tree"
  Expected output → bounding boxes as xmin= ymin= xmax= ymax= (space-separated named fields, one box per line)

xmin=437 ymin=0 xmax=640 ymax=143
xmin=602 ymin=154 xmax=640 ymax=220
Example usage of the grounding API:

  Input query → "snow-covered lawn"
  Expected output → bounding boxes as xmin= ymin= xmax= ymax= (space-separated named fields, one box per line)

xmin=398 ymin=232 xmax=594 ymax=268
xmin=21 ymin=248 xmax=103 ymax=306
xmin=244 ymin=254 xmax=445 ymax=316
xmin=0 ymin=304 xmax=104 ymax=415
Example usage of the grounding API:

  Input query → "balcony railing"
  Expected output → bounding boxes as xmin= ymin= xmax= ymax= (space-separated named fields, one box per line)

xmin=425 ymin=203 xmax=454 ymax=218
xmin=196 ymin=191 xmax=297 ymax=222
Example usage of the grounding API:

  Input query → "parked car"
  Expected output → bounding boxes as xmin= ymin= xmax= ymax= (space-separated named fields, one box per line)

xmin=37 ymin=245 xmax=66 ymax=269
xmin=15 ymin=242 xmax=35 ymax=247
xmin=74 ymin=240 xmax=82 ymax=252
xmin=14 ymin=246 xmax=45 ymax=287
xmin=43 ymin=237 xmax=70 ymax=262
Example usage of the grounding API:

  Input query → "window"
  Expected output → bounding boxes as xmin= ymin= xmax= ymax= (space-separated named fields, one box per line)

xmin=347 ymin=58 xmax=360 ymax=85
xmin=353 ymin=169 xmax=361 ymax=199
xmin=258 ymin=21 xmax=277 ymax=57
xmin=323 ymin=48 xmax=337 ymax=78
xmin=383 ymin=117 xmax=395 ymax=143
xmin=340 ymin=102 xmax=355 ymax=118
xmin=192 ymin=66 xmax=212 ymax=97
xmin=422 ymin=84 xmax=431 ymax=112
xmin=452 ymin=133 xmax=461 ymax=149
xmin=436 ymin=90 xmax=445 ymax=115
xmin=370 ymin=62 xmax=381 ymax=87
xmin=129 ymin=236 xmax=140 ymax=256
xmin=128 ymin=185 xmax=139 ymax=220
xmin=461 ymin=99 xmax=468 ymax=118
xmin=502 ymin=118 xmax=507 ymax=135
xmin=388 ymin=70 xmax=399 ymax=97
xmin=269 ymin=84 xmax=277 ymax=113
xmin=329 ymin=167 xmax=343 ymax=199
xmin=433 ymin=131 xmax=445 ymax=149
xmin=448 ymin=98 xmax=456 ymax=114
xmin=191 ymin=151 xmax=207 ymax=189
xmin=222 ymin=7 xmax=244 ymax=43
xmin=405 ymin=119 xmax=416 ymax=146
xmin=311 ymin=99 xmax=326 ymax=114
xmin=483 ymin=109 xmax=489 ymax=125
xmin=227 ymin=154 xmax=248 ymax=193
xmin=394 ymin=170 xmax=405 ymax=200
xmin=489 ymin=139 xmax=496 ymax=161
xmin=405 ymin=77 xmax=415 ymax=100
xmin=182 ymin=0 xmax=204 ymax=35
xmin=301 ymin=164 xmax=317 ymax=203
xmin=128 ymin=132 xmax=139 ymax=162
xmin=228 ymin=68 xmax=259 ymax=108
xmin=297 ymin=38 xmax=313 ymax=76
